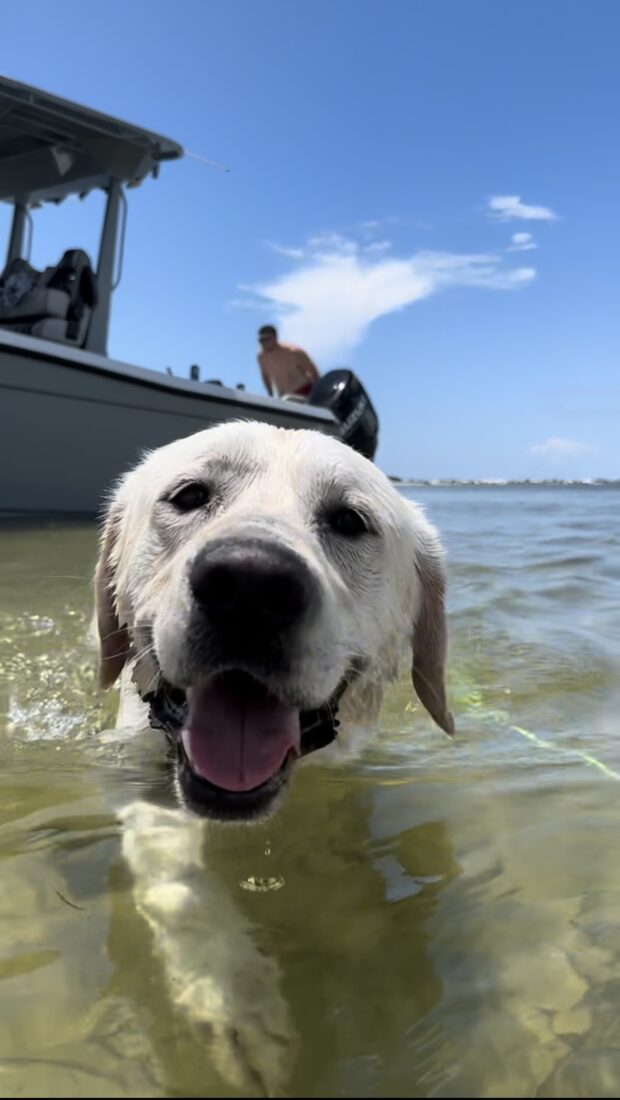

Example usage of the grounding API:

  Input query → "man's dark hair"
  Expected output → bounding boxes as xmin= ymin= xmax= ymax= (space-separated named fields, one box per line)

xmin=258 ymin=324 xmax=277 ymax=337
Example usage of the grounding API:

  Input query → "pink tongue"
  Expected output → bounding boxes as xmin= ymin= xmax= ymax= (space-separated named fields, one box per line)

xmin=181 ymin=679 xmax=301 ymax=792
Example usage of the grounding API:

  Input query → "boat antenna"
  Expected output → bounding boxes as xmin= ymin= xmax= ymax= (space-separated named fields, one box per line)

xmin=184 ymin=149 xmax=230 ymax=173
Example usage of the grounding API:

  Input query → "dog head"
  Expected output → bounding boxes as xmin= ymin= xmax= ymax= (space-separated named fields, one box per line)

xmin=96 ymin=422 xmax=454 ymax=820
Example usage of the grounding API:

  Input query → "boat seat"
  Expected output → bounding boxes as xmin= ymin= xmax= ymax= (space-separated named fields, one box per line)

xmin=0 ymin=249 xmax=98 ymax=348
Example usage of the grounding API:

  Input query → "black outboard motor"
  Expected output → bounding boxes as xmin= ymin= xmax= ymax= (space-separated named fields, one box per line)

xmin=309 ymin=369 xmax=379 ymax=461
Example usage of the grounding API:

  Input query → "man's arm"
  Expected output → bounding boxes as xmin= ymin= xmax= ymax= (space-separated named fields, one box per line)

xmin=298 ymin=351 xmax=320 ymax=384
xmin=257 ymin=352 xmax=274 ymax=397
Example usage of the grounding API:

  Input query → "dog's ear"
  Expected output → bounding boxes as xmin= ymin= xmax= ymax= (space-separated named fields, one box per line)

xmin=95 ymin=504 xmax=129 ymax=688
xmin=411 ymin=535 xmax=455 ymax=735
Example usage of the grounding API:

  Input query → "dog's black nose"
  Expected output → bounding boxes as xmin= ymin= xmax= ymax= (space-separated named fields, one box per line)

xmin=189 ymin=538 xmax=315 ymax=633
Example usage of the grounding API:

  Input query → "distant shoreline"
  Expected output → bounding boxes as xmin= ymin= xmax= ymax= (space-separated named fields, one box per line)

xmin=388 ymin=477 xmax=620 ymax=488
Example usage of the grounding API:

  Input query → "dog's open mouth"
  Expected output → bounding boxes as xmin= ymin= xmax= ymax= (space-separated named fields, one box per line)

xmin=181 ymin=670 xmax=300 ymax=794
xmin=144 ymin=665 xmax=359 ymax=820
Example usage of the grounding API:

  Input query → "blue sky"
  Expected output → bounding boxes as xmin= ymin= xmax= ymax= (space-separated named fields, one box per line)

xmin=2 ymin=0 xmax=619 ymax=479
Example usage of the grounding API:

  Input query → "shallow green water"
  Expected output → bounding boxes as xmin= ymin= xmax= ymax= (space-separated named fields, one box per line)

xmin=1 ymin=487 xmax=619 ymax=1097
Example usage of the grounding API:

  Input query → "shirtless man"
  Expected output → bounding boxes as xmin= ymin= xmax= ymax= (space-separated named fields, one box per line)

xmin=257 ymin=325 xmax=320 ymax=398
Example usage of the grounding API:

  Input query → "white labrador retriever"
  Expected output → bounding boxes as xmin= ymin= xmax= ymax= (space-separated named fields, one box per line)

xmin=95 ymin=420 xmax=454 ymax=1094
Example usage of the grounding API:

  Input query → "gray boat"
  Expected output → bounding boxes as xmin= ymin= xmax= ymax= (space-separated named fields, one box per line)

xmin=0 ymin=77 xmax=378 ymax=516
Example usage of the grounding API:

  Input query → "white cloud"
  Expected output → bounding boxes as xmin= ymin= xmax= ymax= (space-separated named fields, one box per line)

xmin=529 ymin=437 xmax=592 ymax=458
xmin=228 ymin=295 xmax=264 ymax=311
xmin=268 ymin=242 xmax=306 ymax=260
xmin=246 ymin=232 xmax=535 ymax=363
xmin=363 ymin=239 xmax=391 ymax=254
xmin=508 ymin=231 xmax=537 ymax=252
xmin=488 ymin=195 xmax=558 ymax=222
xmin=307 ymin=232 xmax=359 ymax=256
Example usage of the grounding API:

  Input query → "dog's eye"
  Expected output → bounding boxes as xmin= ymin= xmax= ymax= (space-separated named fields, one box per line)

xmin=327 ymin=506 xmax=369 ymax=537
xmin=168 ymin=483 xmax=210 ymax=512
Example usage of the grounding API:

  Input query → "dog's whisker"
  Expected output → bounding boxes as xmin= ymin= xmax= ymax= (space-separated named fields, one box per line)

xmin=132 ymin=643 xmax=157 ymax=662
xmin=99 ymin=625 xmax=129 ymax=643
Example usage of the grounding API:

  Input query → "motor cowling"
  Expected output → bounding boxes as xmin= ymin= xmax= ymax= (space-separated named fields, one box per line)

xmin=309 ymin=369 xmax=379 ymax=460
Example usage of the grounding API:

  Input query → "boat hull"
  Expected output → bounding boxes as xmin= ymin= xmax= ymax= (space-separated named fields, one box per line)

xmin=0 ymin=330 xmax=339 ymax=515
